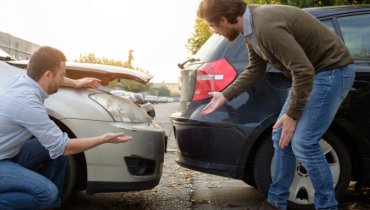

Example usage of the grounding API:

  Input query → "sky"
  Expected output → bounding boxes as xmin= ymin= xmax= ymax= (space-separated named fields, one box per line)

xmin=0 ymin=0 xmax=201 ymax=83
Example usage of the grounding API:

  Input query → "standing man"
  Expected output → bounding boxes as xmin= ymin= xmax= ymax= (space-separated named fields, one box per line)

xmin=198 ymin=0 xmax=354 ymax=210
xmin=0 ymin=46 xmax=133 ymax=210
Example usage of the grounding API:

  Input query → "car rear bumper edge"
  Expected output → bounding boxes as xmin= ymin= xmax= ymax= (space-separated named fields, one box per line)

xmin=175 ymin=151 xmax=244 ymax=179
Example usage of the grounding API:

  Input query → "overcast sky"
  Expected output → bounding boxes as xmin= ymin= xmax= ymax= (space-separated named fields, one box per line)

xmin=0 ymin=0 xmax=200 ymax=83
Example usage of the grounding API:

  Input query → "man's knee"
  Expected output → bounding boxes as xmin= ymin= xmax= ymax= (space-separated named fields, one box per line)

xmin=37 ymin=181 xmax=59 ymax=209
xmin=291 ymin=139 xmax=320 ymax=159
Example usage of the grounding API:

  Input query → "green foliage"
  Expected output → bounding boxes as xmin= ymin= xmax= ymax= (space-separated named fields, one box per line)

xmin=146 ymin=85 xmax=157 ymax=95
xmin=75 ymin=51 xmax=154 ymax=93
xmin=170 ymin=92 xmax=181 ymax=97
xmin=158 ymin=86 xmax=171 ymax=96
xmin=287 ymin=0 xmax=358 ymax=7
xmin=246 ymin=0 xmax=279 ymax=3
xmin=75 ymin=52 xmax=131 ymax=68
xmin=186 ymin=19 xmax=213 ymax=55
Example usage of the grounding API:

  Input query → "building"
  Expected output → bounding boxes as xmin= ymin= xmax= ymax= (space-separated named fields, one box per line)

xmin=0 ymin=31 xmax=39 ymax=60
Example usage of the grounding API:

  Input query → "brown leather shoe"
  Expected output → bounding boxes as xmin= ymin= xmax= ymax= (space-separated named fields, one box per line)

xmin=255 ymin=201 xmax=278 ymax=210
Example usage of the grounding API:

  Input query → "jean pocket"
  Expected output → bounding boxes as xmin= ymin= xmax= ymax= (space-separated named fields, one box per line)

xmin=341 ymin=75 xmax=355 ymax=99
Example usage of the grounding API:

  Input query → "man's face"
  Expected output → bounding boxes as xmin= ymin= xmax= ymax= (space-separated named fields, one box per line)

xmin=208 ymin=18 xmax=240 ymax=42
xmin=47 ymin=62 xmax=66 ymax=94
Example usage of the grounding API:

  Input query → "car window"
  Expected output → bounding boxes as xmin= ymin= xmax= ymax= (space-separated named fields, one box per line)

xmin=195 ymin=34 xmax=247 ymax=63
xmin=195 ymin=34 xmax=228 ymax=62
xmin=321 ymin=19 xmax=335 ymax=33
xmin=337 ymin=14 xmax=370 ymax=60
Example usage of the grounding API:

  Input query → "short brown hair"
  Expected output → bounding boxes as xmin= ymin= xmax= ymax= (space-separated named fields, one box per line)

xmin=27 ymin=46 xmax=67 ymax=81
xmin=197 ymin=0 xmax=246 ymax=24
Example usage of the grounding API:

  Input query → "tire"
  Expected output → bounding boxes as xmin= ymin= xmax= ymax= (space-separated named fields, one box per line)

xmin=62 ymin=155 xmax=77 ymax=203
xmin=253 ymin=131 xmax=351 ymax=210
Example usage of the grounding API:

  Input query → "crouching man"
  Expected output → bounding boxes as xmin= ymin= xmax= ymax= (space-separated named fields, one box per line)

xmin=0 ymin=46 xmax=133 ymax=209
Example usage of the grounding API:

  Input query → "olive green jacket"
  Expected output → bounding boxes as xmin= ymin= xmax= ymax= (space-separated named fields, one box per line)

xmin=222 ymin=5 xmax=353 ymax=120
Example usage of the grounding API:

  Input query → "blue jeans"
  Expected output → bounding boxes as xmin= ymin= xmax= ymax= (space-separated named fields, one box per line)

xmin=267 ymin=64 xmax=355 ymax=210
xmin=0 ymin=138 xmax=68 ymax=210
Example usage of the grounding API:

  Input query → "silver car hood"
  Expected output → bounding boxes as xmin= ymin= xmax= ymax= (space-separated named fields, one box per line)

xmin=7 ymin=60 xmax=153 ymax=85
xmin=0 ymin=61 xmax=144 ymax=122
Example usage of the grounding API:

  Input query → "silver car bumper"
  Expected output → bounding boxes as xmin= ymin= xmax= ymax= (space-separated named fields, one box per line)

xmin=60 ymin=118 xmax=165 ymax=189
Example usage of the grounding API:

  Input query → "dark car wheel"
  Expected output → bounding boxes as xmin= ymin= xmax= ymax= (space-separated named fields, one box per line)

xmin=62 ymin=155 xmax=77 ymax=202
xmin=253 ymin=131 xmax=351 ymax=209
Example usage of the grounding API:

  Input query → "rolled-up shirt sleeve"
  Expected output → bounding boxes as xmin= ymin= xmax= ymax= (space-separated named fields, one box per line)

xmin=13 ymin=95 xmax=69 ymax=159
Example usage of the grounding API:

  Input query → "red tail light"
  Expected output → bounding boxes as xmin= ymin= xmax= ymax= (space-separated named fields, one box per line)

xmin=192 ymin=58 xmax=237 ymax=101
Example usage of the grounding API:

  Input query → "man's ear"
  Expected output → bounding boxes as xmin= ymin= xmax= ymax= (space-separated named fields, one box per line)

xmin=220 ymin=16 xmax=228 ymax=24
xmin=42 ymin=70 xmax=53 ymax=81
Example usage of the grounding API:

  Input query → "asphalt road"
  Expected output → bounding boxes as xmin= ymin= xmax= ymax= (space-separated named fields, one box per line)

xmin=62 ymin=102 xmax=370 ymax=210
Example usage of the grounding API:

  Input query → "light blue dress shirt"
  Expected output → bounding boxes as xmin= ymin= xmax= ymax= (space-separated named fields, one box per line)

xmin=0 ymin=74 xmax=69 ymax=160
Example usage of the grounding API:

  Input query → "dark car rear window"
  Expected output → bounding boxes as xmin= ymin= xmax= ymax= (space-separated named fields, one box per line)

xmin=195 ymin=34 xmax=248 ymax=64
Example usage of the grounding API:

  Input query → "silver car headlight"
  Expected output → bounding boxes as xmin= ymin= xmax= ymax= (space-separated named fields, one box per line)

xmin=89 ymin=93 xmax=151 ymax=123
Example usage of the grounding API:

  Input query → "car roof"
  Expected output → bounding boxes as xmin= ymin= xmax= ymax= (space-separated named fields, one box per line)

xmin=7 ymin=60 xmax=153 ymax=85
xmin=305 ymin=5 xmax=370 ymax=18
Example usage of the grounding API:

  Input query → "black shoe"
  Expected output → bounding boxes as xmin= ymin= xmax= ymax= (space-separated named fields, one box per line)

xmin=255 ymin=201 xmax=278 ymax=210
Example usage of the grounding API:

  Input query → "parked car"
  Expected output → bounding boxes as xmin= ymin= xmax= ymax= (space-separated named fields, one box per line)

xmin=172 ymin=6 xmax=370 ymax=209
xmin=111 ymin=90 xmax=136 ymax=102
xmin=158 ymin=97 xmax=168 ymax=103
xmin=1 ymin=52 xmax=167 ymax=201
xmin=144 ymin=95 xmax=159 ymax=104
xmin=133 ymin=93 xmax=145 ymax=104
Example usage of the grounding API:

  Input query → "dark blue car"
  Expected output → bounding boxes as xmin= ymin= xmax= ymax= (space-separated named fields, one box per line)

xmin=172 ymin=5 xmax=370 ymax=209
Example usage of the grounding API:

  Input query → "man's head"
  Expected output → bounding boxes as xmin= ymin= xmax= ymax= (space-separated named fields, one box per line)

xmin=27 ymin=46 xmax=67 ymax=95
xmin=197 ymin=0 xmax=246 ymax=41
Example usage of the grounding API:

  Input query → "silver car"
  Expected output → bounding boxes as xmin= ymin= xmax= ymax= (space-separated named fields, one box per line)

xmin=0 ymin=49 xmax=166 ymax=200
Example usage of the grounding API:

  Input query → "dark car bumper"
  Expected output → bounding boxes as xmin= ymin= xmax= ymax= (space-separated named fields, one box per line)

xmin=175 ymin=151 xmax=245 ymax=179
xmin=172 ymin=117 xmax=249 ymax=179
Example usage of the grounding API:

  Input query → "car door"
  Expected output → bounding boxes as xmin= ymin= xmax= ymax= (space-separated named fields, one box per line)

xmin=329 ymin=12 xmax=370 ymax=142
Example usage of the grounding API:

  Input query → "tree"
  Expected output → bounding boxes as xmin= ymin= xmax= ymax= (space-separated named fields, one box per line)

xmin=158 ymin=86 xmax=171 ymax=96
xmin=75 ymin=51 xmax=155 ymax=93
xmin=76 ymin=52 xmax=127 ymax=67
xmin=186 ymin=18 xmax=213 ymax=55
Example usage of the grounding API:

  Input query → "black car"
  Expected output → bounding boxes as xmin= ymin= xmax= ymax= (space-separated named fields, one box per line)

xmin=172 ymin=6 xmax=370 ymax=209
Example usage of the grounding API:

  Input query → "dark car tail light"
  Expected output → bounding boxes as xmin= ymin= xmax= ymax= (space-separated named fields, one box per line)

xmin=192 ymin=58 xmax=237 ymax=101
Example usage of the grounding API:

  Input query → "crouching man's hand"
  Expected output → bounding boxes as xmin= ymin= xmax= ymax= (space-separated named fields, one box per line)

xmin=104 ymin=133 xmax=133 ymax=143
xmin=63 ymin=133 xmax=133 ymax=156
